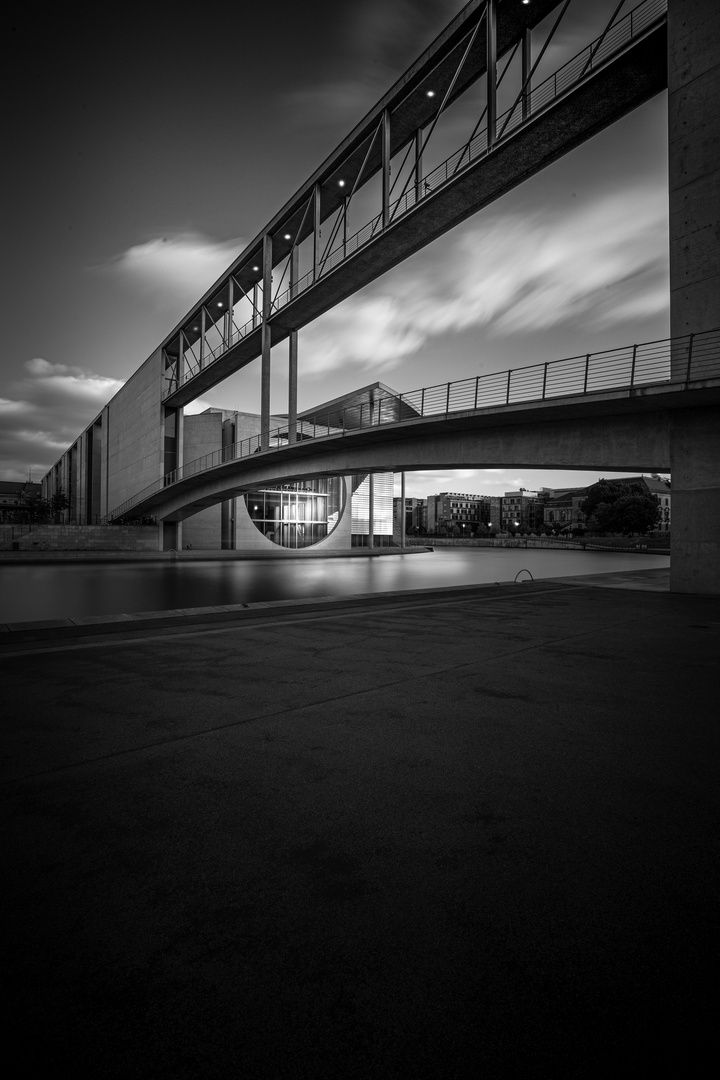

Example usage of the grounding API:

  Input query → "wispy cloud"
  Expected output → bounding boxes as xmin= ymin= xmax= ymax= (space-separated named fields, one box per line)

xmin=283 ymin=0 xmax=459 ymax=130
xmin=301 ymin=186 xmax=668 ymax=376
xmin=0 ymin=360 xmax=124 ymax=481
xmin=102 ymin=232 xmax=245 ymax=312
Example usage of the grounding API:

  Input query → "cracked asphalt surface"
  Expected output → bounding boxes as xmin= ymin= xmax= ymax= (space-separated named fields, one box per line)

xmin=3 ymin=580 xmax=718 ymax=1077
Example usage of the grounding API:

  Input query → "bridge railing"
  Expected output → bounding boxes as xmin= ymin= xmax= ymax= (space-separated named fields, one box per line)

xmin=106 ymin=326 xmax=719 ymax=522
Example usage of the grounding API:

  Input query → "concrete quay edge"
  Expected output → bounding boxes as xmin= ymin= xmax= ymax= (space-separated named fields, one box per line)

xmin=0 ymin=545 xmax=432 ymax=564
xmin=0 ymin=568 xmax=671 ymax=646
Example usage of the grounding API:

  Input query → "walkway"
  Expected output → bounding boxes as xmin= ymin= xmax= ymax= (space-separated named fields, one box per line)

xmin=2 ymin=574 xmax=717 ymax=1076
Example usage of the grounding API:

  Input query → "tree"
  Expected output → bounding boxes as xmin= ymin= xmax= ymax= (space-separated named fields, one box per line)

xmin=581 ymin=480 xmax=660 ymax=535
xmin=50 ymin=487 xmax=70 ymax=522
xmin=24 ymin=490 xmax=51 ymax=523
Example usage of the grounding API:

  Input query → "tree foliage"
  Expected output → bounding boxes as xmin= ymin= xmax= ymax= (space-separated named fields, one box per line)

xmin=24 ymin=490 xmax=51 ymax=523
xmin=50 ymin=487 xmax=69 ymax=520
xmin=581 ymin=479 xmax=661 ymax=535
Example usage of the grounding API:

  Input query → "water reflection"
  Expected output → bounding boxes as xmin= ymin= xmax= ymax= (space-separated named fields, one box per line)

xmin=0 ymin=548 xmax=669 ymax=624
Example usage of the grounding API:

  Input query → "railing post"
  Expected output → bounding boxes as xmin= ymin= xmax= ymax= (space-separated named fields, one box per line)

xmin=382 ymin=108 xmax=391 ymax=230
xmin=630 ymin=344 xmax=638 ymax=386
xmin=522 ymin=28 xmax=532 ymax=121
xmin=686 ymin=333 xmax=695 ymax=382
xmin=542 ymin=362 xmax=548 ymax=399
xmin=583 ymin=354 xmax=590 ymax=393
xmin=313 ymin=182 xmax=321 ymax=282
xmin=487 ymin=0 xmax=497 ymax=149
xmin=506 ymin=369 xmax=512 ymax=404
xmin=420 ymin=388 xmax=425 ymax=416
xmin=446 ymin=383 xmax=451 ymax=414
xmin=226 ymin=275 xmax=234 ymax=347
xmin=474 ymin=376 xmax=479 ymax=409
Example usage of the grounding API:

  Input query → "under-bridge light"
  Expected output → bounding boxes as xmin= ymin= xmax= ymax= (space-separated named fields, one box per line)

xmin=426 ymin=90 xmax=435 ymax=97
xmin=217 ymin=302 xmax=223 ymax=307
xmin=283 ymin=233 xmax=291 ymax=240
xmin=338 ymin=179 xmax=346 ymax=187
xmin=252 ymin=265 xmax=259 ymax=271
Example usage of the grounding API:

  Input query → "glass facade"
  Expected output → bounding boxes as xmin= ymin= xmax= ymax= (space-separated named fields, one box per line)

xmin=351 ymin=473 xmax=394 ymax=546
xmin=244 ymin=479 xmax=344 ymax=548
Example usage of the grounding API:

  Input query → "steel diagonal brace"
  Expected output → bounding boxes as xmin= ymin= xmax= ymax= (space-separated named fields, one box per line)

xmin=497 ymin=0 xmax=574 ymax=142
xmin=451 ymin=39 xmax=519 ymax=178
xmin=317 ymin=118 xmax=384 ymax=273
xmin=229 ymin=273 xmax=262 ymax=329
xmin=390 ymin=3 xmax=487 ymax=222
xmin=578 ymin=0 xmax=628 ymax=80
xmin=272 ymin=191 xmax=314 ymax=306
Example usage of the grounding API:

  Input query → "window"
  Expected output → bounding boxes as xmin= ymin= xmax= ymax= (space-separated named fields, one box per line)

xmin=244 ymin=479 xmax=344 ymax=548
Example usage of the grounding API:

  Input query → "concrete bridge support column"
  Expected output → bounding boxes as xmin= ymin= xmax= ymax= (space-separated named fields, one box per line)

xmin=671 ymin=407 xmax=720 ymax=594
xmin=668 ymin=0 xmax=720 ymax=593
xmin=261 ymin=234 xmax=273 ymax=450
xmin=368 ymin=474 xmax=375 ymax=549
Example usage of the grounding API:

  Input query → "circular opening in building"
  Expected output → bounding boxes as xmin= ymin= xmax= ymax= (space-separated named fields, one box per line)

xmin=244 ymin=478 xmax=345 ymax=548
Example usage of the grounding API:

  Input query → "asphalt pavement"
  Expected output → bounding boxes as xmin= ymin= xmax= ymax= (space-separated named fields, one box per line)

xmin=2 ymin=573 xmax=718 ymax=1078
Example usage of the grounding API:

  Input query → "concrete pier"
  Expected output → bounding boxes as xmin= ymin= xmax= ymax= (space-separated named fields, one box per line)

xmin=2 ymin=576 xmax=717 ymax=1077
xmin=669 ymin=0 xmax=720 ymax=593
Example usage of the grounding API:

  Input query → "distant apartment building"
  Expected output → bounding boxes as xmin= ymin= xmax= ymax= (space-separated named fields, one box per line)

xmin=0 ymin=481 xmax=41 ymax=524
xmin=543 ymin=487 xmax=588 ymax=532
xmin=500 ymin=489 xmax=546 ymax=532
xmin=426 ymin=492 xmax=490 ymax=533
xmin=393 ymin=497 xmax=427 ymax=536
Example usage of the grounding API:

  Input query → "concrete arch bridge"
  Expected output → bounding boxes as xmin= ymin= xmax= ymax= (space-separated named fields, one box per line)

xmin=109 ymin=330 xmax=720 ymax=590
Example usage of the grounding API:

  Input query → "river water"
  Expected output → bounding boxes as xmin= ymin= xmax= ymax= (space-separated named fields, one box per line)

xmin=0 ymin=548 xmax=669 ymax=624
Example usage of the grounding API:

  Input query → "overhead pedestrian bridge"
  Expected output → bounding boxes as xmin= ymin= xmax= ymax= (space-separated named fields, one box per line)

xmin=159 ymin=0 xmax=668 ymax=420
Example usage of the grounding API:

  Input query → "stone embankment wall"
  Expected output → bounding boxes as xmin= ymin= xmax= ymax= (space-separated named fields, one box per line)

xmin=0 ymin=525 xmax=159 ymax=552
xmin=403 ymin=536 xmax=587 ymax=550
xmin=402 ymin=536 xmax=668 ymax=553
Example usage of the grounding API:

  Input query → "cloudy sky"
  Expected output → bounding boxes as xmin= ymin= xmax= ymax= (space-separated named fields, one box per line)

xmin=1 ymin=0 xmax=670 ymax=497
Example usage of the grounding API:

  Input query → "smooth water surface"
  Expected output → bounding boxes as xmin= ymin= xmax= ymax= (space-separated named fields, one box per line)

xmin=0 ymin=548 xmax=669 ymax=624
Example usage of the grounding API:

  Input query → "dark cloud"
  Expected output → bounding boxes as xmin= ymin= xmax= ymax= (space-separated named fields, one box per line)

xmin=0 ymin=361 xmax=123 ymax=482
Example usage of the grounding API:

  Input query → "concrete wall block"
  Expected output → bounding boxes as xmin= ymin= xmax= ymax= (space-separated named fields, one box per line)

xmin=10 ymin=525 xmax=160 ymax=552
xmin=669 ymin=218 xmax=720 ymax=290
xmin=669 ymin=0 xmax=720 ymax=89
xmin=670 ymin=283 xmax=720 ymax=335
xmin=669 ymin=65 xmax=720 ymax=138
xmin=106 ymin=349 xmax=164 ymax=513
xmin=182 ymin=506 xmax=222 ymax=550
xmin=668 ymin=113 xmax=720 ymax=191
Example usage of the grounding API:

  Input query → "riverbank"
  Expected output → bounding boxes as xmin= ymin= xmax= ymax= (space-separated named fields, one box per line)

xmin=0 ymin=537 xmax=670 ymax=563
xmin=0 ymin=544 xmax=431 ymax=564
xmin=404 ymin=535 xmax=671 ymax=554
xmin=2 ymin=575 xmax=716 ymax=1076
xmin=0 ymin=548 xmax=670 ymax=625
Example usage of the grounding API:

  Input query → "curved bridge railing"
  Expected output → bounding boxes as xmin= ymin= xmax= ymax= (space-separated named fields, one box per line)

xmin=108 ymin=327 xmax=720 ymax=522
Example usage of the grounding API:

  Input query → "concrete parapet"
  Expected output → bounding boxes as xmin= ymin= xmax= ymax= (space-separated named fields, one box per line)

xmin=0 ymin=524 xmax=159 ymax=553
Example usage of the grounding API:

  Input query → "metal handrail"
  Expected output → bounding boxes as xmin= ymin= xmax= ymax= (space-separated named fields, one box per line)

xmin=163 ymin=0 xmax=667 ymax=398
xmin=107 ymin=326 xmax=718 ymax=522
